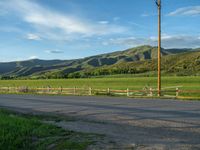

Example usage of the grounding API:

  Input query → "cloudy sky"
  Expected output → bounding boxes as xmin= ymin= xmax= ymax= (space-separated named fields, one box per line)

xmin=0 ymin=0 xmax=200 ymax=62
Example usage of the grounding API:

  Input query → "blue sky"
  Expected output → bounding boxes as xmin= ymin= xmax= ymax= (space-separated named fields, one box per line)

xmin=0 ymin=0 xmax=200 ymax=62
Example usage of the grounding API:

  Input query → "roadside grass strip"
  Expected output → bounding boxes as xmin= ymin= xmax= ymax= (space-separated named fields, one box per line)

xmin=0 ymin=109 xmax=97 ymax=150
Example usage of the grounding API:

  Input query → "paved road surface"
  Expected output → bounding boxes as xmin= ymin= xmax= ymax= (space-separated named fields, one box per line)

xmin=0 ymin=94 xmax=200 ymax=149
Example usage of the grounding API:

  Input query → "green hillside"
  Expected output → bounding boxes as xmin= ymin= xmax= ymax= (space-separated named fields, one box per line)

xmin=85 ymin=49 xmax=200 ymax=77
xmin=0 ymin=45 xmax=199 ymax=79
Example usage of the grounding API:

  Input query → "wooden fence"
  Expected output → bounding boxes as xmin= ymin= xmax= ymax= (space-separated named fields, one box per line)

xmin=0 ymin=86 xmax=199 ymax=99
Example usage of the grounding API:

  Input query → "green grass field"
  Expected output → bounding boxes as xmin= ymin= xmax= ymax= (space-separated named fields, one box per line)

xmin=0 ymin=76 xmax=199 ymax=90
xmin=0 ymin=76 xmax=199 ymax=98
xmin=0 ymin=109 xmax=96 ymax=150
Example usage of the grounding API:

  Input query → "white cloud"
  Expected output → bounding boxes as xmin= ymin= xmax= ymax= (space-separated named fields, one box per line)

xmin=141 ymin=13 xmax=150 ymax=17
xmin=161 ymin=35 xmax=200 ymax=48
xmin=27 ymin=33 xmax=41 ymax=40
xmin=29 ymin=56 xmax=38 ymax=59
xmin=129 ymin=22 xmax=147 ymax=29
xmin=141 ymin=13 xmax=156 ymax=17
xmin=98 ymin=21 xmax=109 ymax=24
xmin=104 ymin=35 xmax=200 ymax=49
xmin=45 ymin=50 xmax=64 ymax=54
xmin=168 ymin=6 xmax=200 ymax=16
xmin=1 ymin=0 xmax=127 ymax=41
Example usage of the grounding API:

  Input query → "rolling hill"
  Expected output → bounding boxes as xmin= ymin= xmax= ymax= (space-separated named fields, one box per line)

xmin=0 ymin=45 xmax=199 ymax=79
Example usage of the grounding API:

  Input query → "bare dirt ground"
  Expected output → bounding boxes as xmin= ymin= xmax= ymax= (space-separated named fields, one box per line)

xmin=0 ymin=94 xmax=200 ymax=150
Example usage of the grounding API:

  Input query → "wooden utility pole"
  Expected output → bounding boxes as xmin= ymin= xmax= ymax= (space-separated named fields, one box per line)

xmin=156 ymin=0 xmax=161 ymax=96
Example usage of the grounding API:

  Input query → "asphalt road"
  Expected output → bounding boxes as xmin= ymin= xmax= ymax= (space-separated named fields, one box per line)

xmin=0 ymin=94 xmax=200 ymax=149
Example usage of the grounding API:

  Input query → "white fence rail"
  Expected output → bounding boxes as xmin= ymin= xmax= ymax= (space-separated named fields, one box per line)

xmin=0 ymin=86 xmax=198 ymax=99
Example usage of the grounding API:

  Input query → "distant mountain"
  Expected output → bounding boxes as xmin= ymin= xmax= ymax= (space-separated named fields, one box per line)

xmin=0 ymin=45 xmax=199 ymax=79
xmin=87 ymin=48 xmax=200 ymax=77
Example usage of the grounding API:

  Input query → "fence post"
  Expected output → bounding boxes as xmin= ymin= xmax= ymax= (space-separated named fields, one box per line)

xmin=149 ymin=88 xmax=153 ymax=96
xmin=60 ymin=86 xmax=63 ymax=94
xmin=176 ymin=88 xmax=179 ymax=97
xmin=107 ymin=88 xmax=110 ymax=95
xmin=74 ymin=86 xmax=76 ymax=95
xmin=127 ymin=88 xmax=129 ymax=97
xmin=89 ymin=87 xmax=92 ymax=95
xmin=47 ymin=86 xmax=50 ymax=93
xmin=41 ymin=86 xmax=44 ymax=93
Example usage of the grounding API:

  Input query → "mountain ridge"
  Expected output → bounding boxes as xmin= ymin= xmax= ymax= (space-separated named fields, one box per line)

xmin=0 ymin=45 xmax=199 ymax=79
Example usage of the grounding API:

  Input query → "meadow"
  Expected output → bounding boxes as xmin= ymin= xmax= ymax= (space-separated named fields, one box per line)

xmin=0 ymin=76 xmax=199 ymax=90
xmin=0 ymin=76 xmax=199 ymax=98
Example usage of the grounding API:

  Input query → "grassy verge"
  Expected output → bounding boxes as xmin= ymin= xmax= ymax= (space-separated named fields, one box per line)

xmin=0 ymin=109 xmax=97 ymax=150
